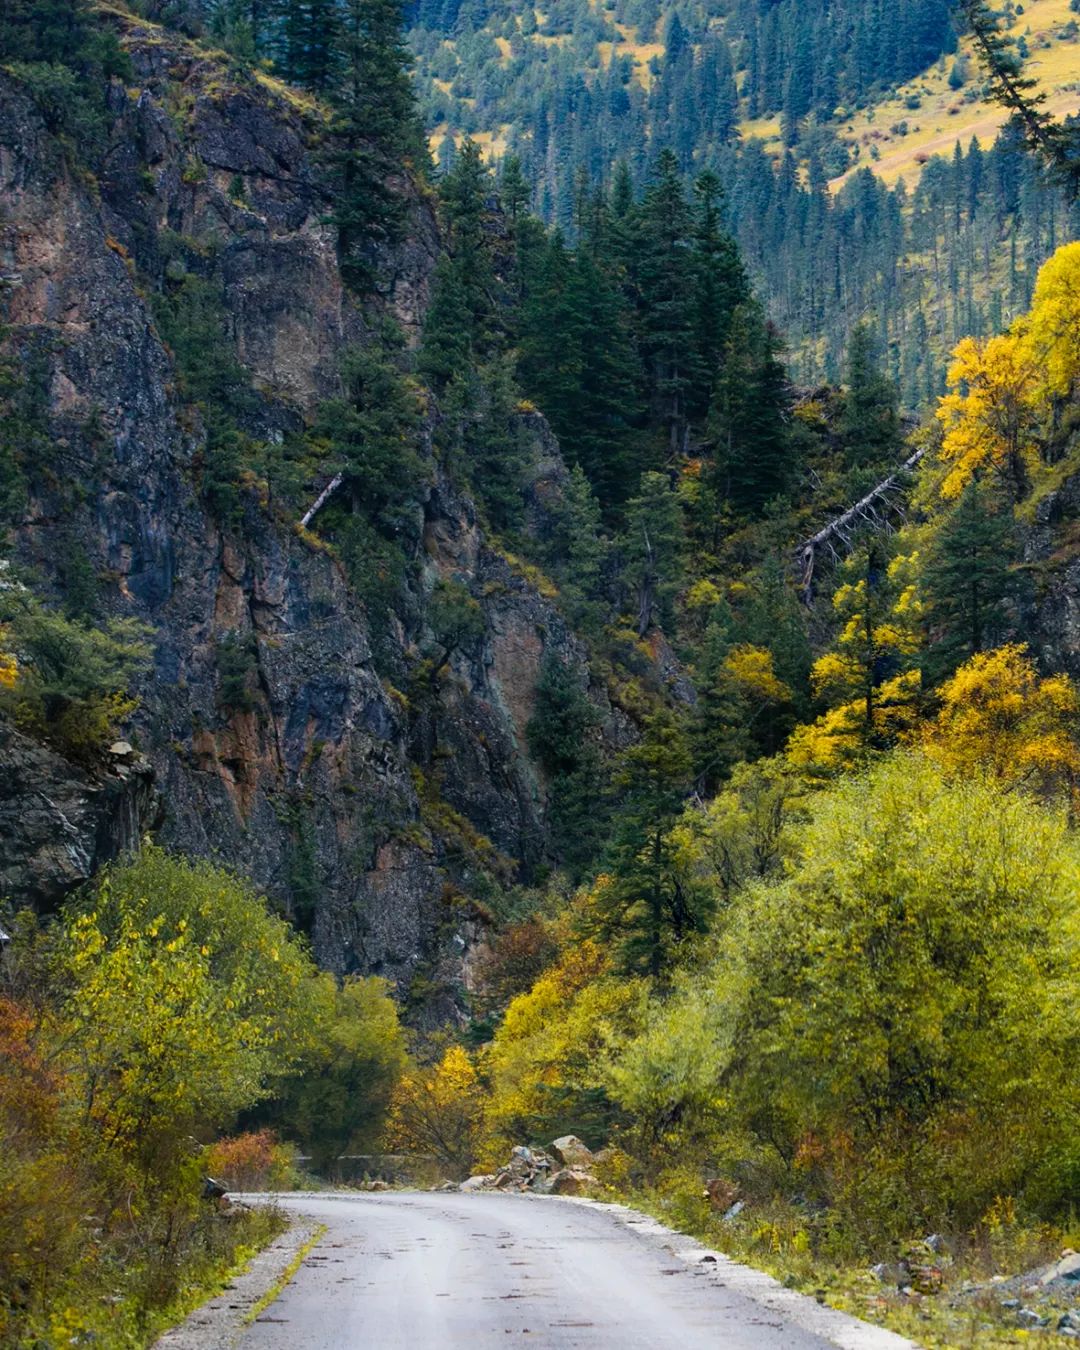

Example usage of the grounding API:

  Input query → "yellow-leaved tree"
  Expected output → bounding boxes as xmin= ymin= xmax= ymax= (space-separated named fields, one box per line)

xmin=386 ymin=1045 xmax=486 ymax=1180
xmin=1022 ymin=239 xmax=1080 ymax=405
xmin=481 ymin=935 xmax=647 ymax=1162
xmin=787 ymin=548 xmax=921 ymax=773
xmin=936 ymin=332 xmax=1039 ymax=501
xmin=921 ymin=643 xmax=1080 ymax=794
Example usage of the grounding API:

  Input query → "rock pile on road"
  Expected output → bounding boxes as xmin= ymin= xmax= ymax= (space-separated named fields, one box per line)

xmin=443 ymin=1136 xmax=602 ymax=1196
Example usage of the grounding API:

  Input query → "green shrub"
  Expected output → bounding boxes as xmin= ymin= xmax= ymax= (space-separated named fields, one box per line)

xmin=0 ymin=590 xmax=153 ymax=761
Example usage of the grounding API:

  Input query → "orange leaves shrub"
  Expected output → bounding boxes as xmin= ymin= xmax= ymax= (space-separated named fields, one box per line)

xmin=205 ymin=1130 xmax=298 ymax=1191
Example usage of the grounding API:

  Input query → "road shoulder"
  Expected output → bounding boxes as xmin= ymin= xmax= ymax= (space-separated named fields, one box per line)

xmin=553 ymin=1195 xmax=920 ymax=1350
xmin=153 ymin=1214 xmax=323 ymax=1350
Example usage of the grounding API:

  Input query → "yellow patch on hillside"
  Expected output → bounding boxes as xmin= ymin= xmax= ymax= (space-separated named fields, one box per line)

xmin=829 ymin=0 xmax=1080 ymax=191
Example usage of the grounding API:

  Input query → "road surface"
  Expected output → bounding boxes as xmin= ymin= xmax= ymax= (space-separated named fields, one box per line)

xmin=235 ymin=1192 xmax=916 ymax=1350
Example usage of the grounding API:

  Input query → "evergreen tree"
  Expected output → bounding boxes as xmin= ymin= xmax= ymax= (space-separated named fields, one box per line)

xmin=690 ymin=619 xmax=748 ymax=795
xmin=709 ymin=302 xmax=793 ymax=516
xmin=324 ymin=0 xmax=425 ymax=292
xmin=634 ymin=150 xmax=702 ymax=458
xmin=419 ymin=140 xmax=499 ymax=386
xmin=0 ymin=0 xmax=129 ymax=155
xmin=527 ymin=656 xmax=607 ymax=877
xmin=840 ymin=322 xmax=902 ymax=472
xmin=280 ymin=0 xmax=340 ymax=92
xmin=623 ymin=471 xmax=684 ymax=636
xmin=922 ymin=481 xmax=1020 ymax=683
xmin=690 ymin=170 xmax=748 ymax=422
xmin=591 ymin=706 xmax=702 ymax=978
xmin=544 ymin=464 xmax=608 ymax=632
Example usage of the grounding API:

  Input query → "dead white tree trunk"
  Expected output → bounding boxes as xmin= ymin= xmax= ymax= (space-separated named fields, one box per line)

xmin=796 ymin=446 xmax=927 ymax=604
xmin=299 ymin=473 xmax=345 ymax=529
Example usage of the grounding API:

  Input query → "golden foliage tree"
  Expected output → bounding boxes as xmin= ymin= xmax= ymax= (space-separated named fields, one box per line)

xmin=386 ymin=1045 xmax=486 ymax=1179
xmin=787 ymin=549 xmax=921 ymax=773
xmin=921 ymin=643 xmax=1080 ymax=793
xmin=936 ymin=333 xmax=1039 ymax=501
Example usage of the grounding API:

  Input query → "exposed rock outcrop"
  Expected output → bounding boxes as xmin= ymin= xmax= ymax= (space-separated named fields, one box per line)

xmin=0 ymin=721 xmax=160 ymax=910
xmin=0 ymin=16 xmax=611 ymax=1010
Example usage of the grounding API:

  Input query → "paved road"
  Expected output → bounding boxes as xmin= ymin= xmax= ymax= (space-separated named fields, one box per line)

xmin=236 ymin=1192 xmax=916 ymax=1350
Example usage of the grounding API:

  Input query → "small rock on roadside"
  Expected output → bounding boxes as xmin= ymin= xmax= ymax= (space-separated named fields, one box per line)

xmin=1016 ymin=1307 xmax=1048 ymax=1328
xmin=460 ymin=1175 xmax=496 ymax=1192
xmin=1042 ymin=1252 xmax=1080 ymax=1286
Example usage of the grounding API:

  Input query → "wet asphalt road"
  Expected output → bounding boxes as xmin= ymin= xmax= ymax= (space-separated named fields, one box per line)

xmin=236 ymin=1192 xmax=916 ymax=1350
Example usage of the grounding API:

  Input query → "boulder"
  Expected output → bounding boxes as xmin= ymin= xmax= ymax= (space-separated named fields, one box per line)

xmin=549 ymin=1136 xmax=594 ymax=1169
xmin=1041 ymin=1252 xmax=1080 ymax=1285
xmin=460 ymin=1174 xmax=496 ymax=1192
xmin=549 ymin=1168 xmax=593 ymax=1196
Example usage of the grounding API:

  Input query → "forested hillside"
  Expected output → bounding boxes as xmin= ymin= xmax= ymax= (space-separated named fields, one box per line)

xmin=6 ymin=0 xmax=1080 ymax=1346
xmin=409 ymin=0 xmax=1080 ymax=393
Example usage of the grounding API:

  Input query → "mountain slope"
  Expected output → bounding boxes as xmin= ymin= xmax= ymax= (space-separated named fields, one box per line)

xmin=0 ymin=11 xmax=616 ymax=1011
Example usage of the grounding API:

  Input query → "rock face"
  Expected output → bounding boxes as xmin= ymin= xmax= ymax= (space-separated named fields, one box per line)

xmin=0 ymin=720 xmax=160 ymax=910
xmin=0 ymin=18 xmax=610 ymax=1008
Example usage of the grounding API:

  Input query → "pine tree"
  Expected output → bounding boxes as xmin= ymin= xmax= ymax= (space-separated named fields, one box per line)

xmin=527 ymin=656 xmax=607 ymax=877
xmin=591 ymin=706 xmax=702 ymax=978
xmin=709 ymin=302 xmax=793 ymax=516
xmin=419 ymin=141 xmax=499 ymax=387
xmin=324 ymin=0 xmax=425 ymax=292
xmin=690 ymin=619 xmax=749 ymax=795
xmin=622 ymin=471 xmax=684 ymax=636
xmin=690 ymin=170 xmax=748 ymax=421
xmin=840 ymin=323 xmax=901 ymax=472
xmin=279 ymin=0 xmax=340 ymax=92
xmin=922 ymin=481 xmax=1020 ymax=683
xmin=544 ymin=464 xmax=607 ymax=631
xmin=633 ymin=150 xmax=702 ymax=458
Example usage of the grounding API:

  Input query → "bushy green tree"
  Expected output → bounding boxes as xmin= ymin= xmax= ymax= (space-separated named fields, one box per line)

xmin=612 ymin=753 xmax=1080 ymax=1232
xmin=252 ymin=976 xmax=406 ymax=1170
xmin=0 ymin=590 xmax=152 ymax=761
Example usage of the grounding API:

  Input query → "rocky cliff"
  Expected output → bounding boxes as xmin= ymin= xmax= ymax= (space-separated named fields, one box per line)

xmin=0 ymin=13 xmax=605 ymax=1014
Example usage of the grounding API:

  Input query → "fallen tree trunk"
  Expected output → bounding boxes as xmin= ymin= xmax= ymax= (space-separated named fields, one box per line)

xmin=299 ymin=472 xmax=345 ymax=529
xmin=795 ymin=446 xmax=927 ymax=604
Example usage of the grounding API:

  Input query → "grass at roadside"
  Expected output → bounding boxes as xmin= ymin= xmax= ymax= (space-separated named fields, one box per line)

xmin=244 ymin=1223 xmax=328 ymax=1325
xmin=612 ymin=1182 xmax=1080 ymax=1349
xmin=138 ymin=1207 xmax=290 ymax=1347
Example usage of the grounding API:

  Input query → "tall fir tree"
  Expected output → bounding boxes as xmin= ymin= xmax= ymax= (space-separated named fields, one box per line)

xmin=840 ymin=323 xmax=902 ymax=472
xmin=922 ymin=481 xmax=1020 ymax=683
xmin=324 ymin=0 xmax=425 ymax=292
xmin=633 ymin=150 xmax=703 ymax=459
xmin=591 ymin=706 xmax=703 ymax=979
xmin=708 ymin=302 xmax=793 ymax=516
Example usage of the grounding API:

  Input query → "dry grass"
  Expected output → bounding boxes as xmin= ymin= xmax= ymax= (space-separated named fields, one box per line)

xmin=827 ymin=0 xmax=1080 ymax=190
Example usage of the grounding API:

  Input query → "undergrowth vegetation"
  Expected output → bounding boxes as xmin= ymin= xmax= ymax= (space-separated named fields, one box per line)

xmin=0 ymin=848 xmax=408 ymax=1346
